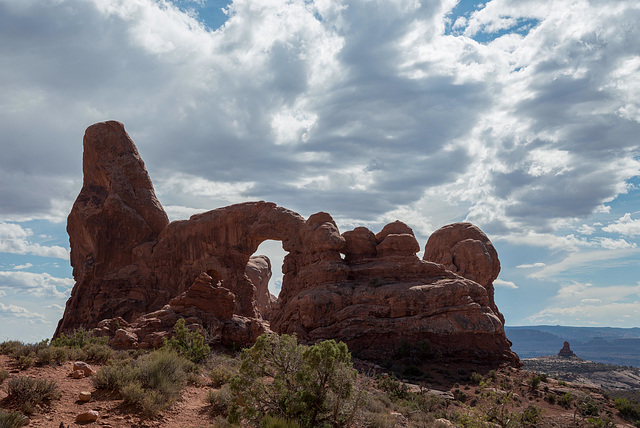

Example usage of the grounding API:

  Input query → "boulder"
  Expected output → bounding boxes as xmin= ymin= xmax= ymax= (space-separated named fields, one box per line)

xmin=75 ymin=410 xmax=99 ymax=423
xmin=73 ymin=361 xmax=95 ymax=377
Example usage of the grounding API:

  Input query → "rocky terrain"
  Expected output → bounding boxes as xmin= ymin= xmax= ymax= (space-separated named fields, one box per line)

xmin=55 ymin=120 xmax=518 ymax=366
xmin=506 ymin=326 xmax=640 ymax=367
xmin=524 ymin=355 xmax=640 ymax=391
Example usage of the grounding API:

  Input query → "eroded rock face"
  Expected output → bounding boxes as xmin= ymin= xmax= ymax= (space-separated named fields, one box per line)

xmin=272 ymin=220 xmax=518 ymax=365
xmin=423 ymin=222 xmax=504 ymax=324
xmin=57 ymin=121 xmax=519 ymax=366
xmin=246 ymin=255 xmax=277 ymax=319
xmin=96 ymin=273 xmax=269 ymax=349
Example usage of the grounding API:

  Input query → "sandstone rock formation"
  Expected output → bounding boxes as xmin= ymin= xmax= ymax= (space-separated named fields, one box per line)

xmin=423 ymin=222 xmax=504 ymax=324
xmin=558 ymin=341 xmax=576 ymax=358
xmin=246 ymin=255 xmax=277 ymax=319
xmin=56 ymin=120 xmax=519 ymax=366
xmin=271 ymin=219 xmax=518 ymax=365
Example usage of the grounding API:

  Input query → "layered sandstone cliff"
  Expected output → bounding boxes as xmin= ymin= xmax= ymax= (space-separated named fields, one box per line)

xmin=56 ymin=121 xmax=519 ymax=365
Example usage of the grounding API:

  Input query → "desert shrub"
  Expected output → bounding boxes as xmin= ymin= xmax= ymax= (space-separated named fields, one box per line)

xmin=260 ymin=415 xmax=303 ymax=428
xmin=66 ymin=346 xmax=88 ymax=362
xmin=487 ymin=370 xmax=497 ymax=382
xmin=84 ymin=343 xmax=114 ymax=364
xmin=52 ymin=347 xmax=69 ymax=364
xmin=546 ymin=392 xmax=557 ymax=405
xmin=206 ymin=385 xmax=233 ymax=416
xmin=0 ymin=409 xmax=27 ymax=428
xmin=558 ymin=392 xmax=573 ymax=409
xmin=51 ymin=327 xmax=106 ymax=348
xmin=521 ymin=404 xmax=543 ymax=426
xmin=162 ymin=318 xmax=210 ymax=363
xmin=230 ymin=333 xmax=360 ymax=427
xmin=209 ymin=415 xmax=239 ymax=428
xmin=0 ymin=341 xmax=23 ymax=356
xmin=6 ymin=376 xmax=60 ymax=415
xmin=34 ymin=346 xmax=55 ymax=366
xmin=94 ymin=349 xmax=191 ymax=418
xmin=208 ymin=354 xmax=239 ymax=388
xmin=0 ymin=369 xmax=9 ymax=384
xmin=470 ymin=372 xmax=484 ymax=385
xmin=615 ymin=398 xmax=640 ymax=421
xmin=528 ymin=375 xmax=543 ymax=390
xmin=363 ymin=412 xmax=397 ymax=428
xmin=453 ymin=389 xmax=468 ymax=403
xmin=377 ymin=374 xmax=411 ymax=400
xmin=586 ymin=416 xmax=616 ymax=427
xmin=17 ymin=355 xmax=34 ymax=369
xmin=575 ymin=393 xmax=600 ymax=418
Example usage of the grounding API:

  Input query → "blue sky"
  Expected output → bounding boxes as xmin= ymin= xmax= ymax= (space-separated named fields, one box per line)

xmin=1 ymin=0 xmax=640 ymax=342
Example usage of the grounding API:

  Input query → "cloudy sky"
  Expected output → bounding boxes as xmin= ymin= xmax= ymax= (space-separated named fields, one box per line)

xmin=1 ymin=0 xmax=640 ymax=342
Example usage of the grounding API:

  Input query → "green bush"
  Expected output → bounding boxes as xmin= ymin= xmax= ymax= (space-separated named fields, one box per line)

xmin=230 ymin=334 xmax=360 ymax=427
xmin=528 ymin=375 xmax=542 ymax=390
xmin=558 ymin=392 xmax=573 ymax=409
xmin=453 ymin=389 xmax=467 ymax=403
xmin=84 ymin=343 xmax=114 ymax=364
xmin=470 ymin=372 xmax=484 ymax=385
xmin=0 ymin=369 xmax=9 ymax=384
xmin=51 ymin=328 xmax=106 ymax=348
xmin=377 ymin=374 xmax=410 ymax=400
xmin=0 ymin=410 xmax=27 ymax=428
xmin=0 ymin=340 xmax=22 ymax=355
xmin=615 ymin=398 xmax=640 ymax=421
xmin=5 ymin=376 xmax=61 ymax=415
xmin=521 ymin=404 xmax=543 ymax=426
xmin=94 ymin=349 xmax=191 ymax=418
xmin=35 ymin=346 xmax=56 ymax=366
xmin=162 ymin=318 xmax=210 ymax=363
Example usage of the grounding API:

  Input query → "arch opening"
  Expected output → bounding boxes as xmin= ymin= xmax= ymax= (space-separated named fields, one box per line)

xmin=246 ymin=239 xmax=288 ymax=322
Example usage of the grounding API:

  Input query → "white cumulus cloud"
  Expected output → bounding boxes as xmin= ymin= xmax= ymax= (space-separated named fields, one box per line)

xmin=0 ymin=271 xmax=73 ymax=299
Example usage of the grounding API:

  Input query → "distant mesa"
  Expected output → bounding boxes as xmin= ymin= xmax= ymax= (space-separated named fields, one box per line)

xmin=55 ymin=120 xmax=520 ymax=367
xmin=558 ymin=341 xmax=576 ymax=358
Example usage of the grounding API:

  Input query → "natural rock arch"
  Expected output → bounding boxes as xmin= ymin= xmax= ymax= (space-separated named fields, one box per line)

xmin=56 ymin=121 xmax=520 ymax=366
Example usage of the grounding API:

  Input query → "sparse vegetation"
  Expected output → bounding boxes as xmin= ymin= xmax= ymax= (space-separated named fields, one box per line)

xmin=613 ymin=397 xmax=640 ymax=422
xmin=5 ymin=376 xmax=61 ymax=415
xmin=94 ymin=349 xmax=193 ymax=418
xmin=558 ymin=392 xmax=574 ymax=409
xmin=0 ymin=332 xmax=637 ymax=426
xmin=0 ymin=329 xmax=114 ymax=369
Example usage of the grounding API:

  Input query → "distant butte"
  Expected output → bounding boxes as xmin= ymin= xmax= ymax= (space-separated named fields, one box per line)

xmin=55 ymin=120 xmax=520 ymax=367
xmin=558 ymin=341 xmax=576 ymax=358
